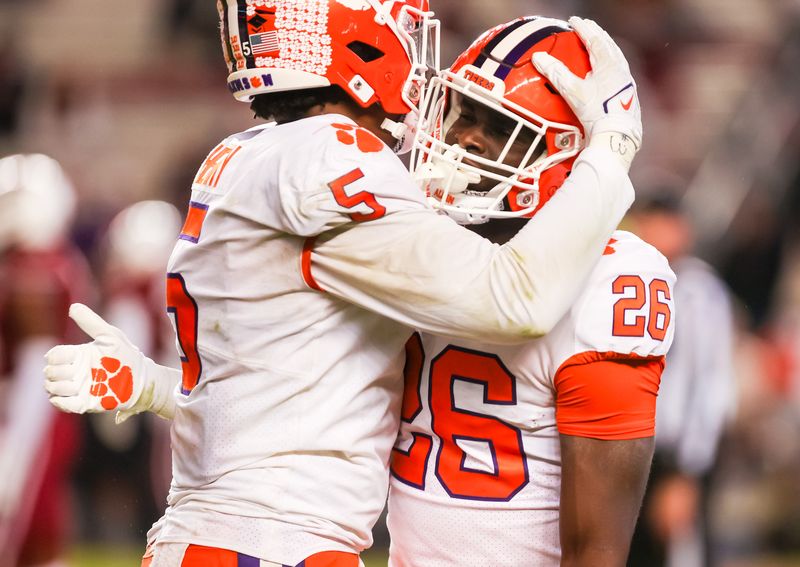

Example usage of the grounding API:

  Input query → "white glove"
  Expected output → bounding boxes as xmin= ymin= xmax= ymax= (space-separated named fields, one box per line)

xmin=44 ymin=303 xmax=179 ymax=423
xmin=532 ymin=17 xmax=642 ymax=168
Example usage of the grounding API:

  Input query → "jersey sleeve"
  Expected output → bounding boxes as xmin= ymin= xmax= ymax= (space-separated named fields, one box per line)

xmin=305 ymin=144 xmax=636 ymax=344
xmin=571 ymin=231 xmax=676 ymax=357
xmin=554 ymin=356 xmax=663 ymax=439
xmin=552 ymin=232 xmax=677 ymax=439
xmin=272 ymin=116 xmax=429 ymax=236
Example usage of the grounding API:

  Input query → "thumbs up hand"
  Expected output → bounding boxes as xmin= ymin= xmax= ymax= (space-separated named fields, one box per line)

xmin=44 ymin=303 xmax=177 ymax=422
xmin=533 ymin=17 xmax=642 ymax=170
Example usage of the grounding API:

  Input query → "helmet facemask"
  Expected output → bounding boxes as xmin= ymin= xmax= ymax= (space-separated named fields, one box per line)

xmin=412 ymin=67 xmax=582 ymax=225
xmin=376 ymin=0 xmax=441 ymax=152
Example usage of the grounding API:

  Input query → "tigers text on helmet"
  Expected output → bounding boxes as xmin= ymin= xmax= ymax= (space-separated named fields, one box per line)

xmin=411 ymin=16 xmax=590 ymax=224
xmin=218 ymin=0 xmax=440 ymax=118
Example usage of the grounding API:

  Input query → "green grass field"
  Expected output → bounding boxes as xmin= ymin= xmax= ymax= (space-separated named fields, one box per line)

xmin=66 ymin=545 xmax=800 ymax=567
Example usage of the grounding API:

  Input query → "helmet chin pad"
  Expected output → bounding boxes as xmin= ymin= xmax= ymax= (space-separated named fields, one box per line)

xmin=382 ymin=110 xmax=424 ymax=155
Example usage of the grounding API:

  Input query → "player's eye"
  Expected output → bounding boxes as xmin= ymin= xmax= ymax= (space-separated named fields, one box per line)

xmin=458 ymin=102 xmax=478 ymax=124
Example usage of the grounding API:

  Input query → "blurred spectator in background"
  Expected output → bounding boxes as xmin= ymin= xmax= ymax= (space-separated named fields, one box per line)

xmin=0 ymin=154 xmax=92 ymax=567
xmin=101 ymin=200 xmax=182 ymax=513
xmin=67 ymin=201 xmax=183 ymax=546
xmin=626 ymin=192 xmax=736 ymax=567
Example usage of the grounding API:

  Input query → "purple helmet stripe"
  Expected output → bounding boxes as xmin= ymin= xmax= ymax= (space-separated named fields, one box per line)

xmin=236 ymin=1 xmax=255 ymax=69
xmin=493 ymin=25 xmax=569 ymax=80
xmin=471 ymin=17 xmax=534 ymax=68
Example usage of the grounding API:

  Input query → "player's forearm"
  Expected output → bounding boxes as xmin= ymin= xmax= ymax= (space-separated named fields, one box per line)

xmin=311 ymin=154 xmax=631 ymax=344
xmin=311 ymin=222 xmax=551 ymax=343
xmin=500 ymin=144 xmax=634 ymax=333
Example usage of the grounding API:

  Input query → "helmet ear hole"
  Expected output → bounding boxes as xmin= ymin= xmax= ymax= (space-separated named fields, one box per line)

xmin=347 ymin=41 xmax=385 ymax=63
xmin=543 ymin=82 xmax=558 ymax=95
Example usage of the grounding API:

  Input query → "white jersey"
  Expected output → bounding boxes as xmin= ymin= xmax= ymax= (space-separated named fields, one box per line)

xmin=387 ymin=231 xmax=676 ymax=567
xmin=152 ymin=113 xmax=636 ymax=564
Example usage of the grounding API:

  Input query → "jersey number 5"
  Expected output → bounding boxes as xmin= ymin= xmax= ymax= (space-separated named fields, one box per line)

xmin=391 ymin=334 xmax=528 ymax=501
xmin=612 ymin=275 xmax=672 ymax=340
xmin=166 ymin=273 xmax=202 ymax=394
xmin=328 ymin=168 xmax=386 ymax=222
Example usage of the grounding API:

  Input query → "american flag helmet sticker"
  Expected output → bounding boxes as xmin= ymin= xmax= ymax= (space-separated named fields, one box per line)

xmin=220 ymin=1 xmax=332 ymax=75
xmin=250 ymin=31 xmax=280 ymax=55
xmin=247 ymin=3 xmax=279 ymax=56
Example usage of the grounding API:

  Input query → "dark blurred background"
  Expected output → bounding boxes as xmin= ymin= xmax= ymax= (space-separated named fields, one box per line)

xmin=1 ymin=1 xmax=800 ymax=566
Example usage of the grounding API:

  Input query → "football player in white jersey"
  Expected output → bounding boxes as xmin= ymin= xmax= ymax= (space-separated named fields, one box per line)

xmin=388 ymin=16 xmax=676 ymax=567
xmin=42 ymin=2 xmax=645 ymax=566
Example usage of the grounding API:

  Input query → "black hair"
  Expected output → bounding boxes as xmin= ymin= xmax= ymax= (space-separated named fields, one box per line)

xmin=249 ymin=85 xmax=351 ymax=124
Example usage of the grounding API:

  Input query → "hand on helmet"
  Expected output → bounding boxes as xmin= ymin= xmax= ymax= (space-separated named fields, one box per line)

xmin=44 ymin=303 xmax=168 ymax=423
xmin=532 ymin=17 xmax=642 ymax=168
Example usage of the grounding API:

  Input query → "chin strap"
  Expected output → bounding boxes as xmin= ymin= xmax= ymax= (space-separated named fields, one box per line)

xmin=412 ymin=149 xmax=481 ymax=194
xmin=382 ymin=111 xmax=421 ymax=155
xmin=414 ymin=153 xmax=498 ymax=225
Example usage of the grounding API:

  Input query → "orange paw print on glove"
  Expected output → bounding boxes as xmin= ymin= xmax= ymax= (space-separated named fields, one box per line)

xmin=331 ymin=123 xmax=384 ymax=153
xmin=89 ymin=357 xmax=134 ymax=410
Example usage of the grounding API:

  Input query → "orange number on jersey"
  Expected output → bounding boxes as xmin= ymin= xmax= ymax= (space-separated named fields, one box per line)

xmin=328 ymin=168 xmax=387 ymax=222
xmin=166 ymin=273 xmax=202 ymax=394
xmin=391 ymin=341 xmax=528 ymax=501
xmin=647 ymin=278 xmax=672 ymax=341
xmin=612 ymin=275 xmax=646 ymax=336
xmin=612 ymin=275 xmax=672 ymax=340
xmin=391 ymin=333 xmax=433 ymax=490
xmin=431 ymin=347 xmax=528 ymax=501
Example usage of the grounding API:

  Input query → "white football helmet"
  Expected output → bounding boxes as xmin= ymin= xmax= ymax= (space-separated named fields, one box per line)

xmin=411 ymin=17 xmax=589 ymax=224
xmin=0 ymin=153 xmax=77 ymax=251
xmin=106 ymin=200 xmax=182 ymax=277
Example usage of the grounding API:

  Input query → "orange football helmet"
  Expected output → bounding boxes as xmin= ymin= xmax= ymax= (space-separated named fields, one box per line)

xmin=218 ymin=0 xmax=439 ymax=116
xmin=412 ymin=16 xmax=590 ymax=224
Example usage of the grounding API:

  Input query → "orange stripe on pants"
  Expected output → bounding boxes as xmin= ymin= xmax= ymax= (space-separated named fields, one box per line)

xmin=141 ymin=545 xmax=360 ymax=567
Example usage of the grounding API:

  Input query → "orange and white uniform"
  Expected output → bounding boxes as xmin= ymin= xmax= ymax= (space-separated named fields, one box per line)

xmin=387 ymin=231 xmax=676 ymax=567
xmin=149 ymin=112 xmax=634 ymax=564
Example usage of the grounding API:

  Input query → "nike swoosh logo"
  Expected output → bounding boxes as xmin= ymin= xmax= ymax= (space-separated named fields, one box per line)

xmin=621 ymin=95 xmax=634 ymax=110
